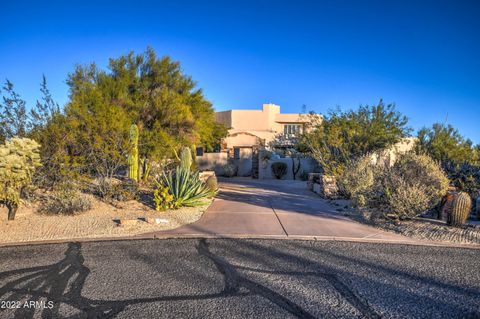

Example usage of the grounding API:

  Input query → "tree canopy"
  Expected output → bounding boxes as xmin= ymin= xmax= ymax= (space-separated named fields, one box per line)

xmin=416 ymin=123 xmax=479 ymax=165
xmin=1 ymin=48 xmax=227 ymax=186
xmin=62 ymin=48 xmax=225 ymax=179
xmin=300 ymin=100 xmax=411 ymax=175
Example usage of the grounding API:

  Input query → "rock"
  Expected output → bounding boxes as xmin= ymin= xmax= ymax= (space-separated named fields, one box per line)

xmin=145 ymin=217 xmax=169 ymax=224
xmin=310 ymin=174 xmax=339 ymax=199
xmin=199 ymin=171 xmax=216 ymax=182
xmin=318 ymin=175 xmax=339 ymax=199
xmin=118 ymin=219 xmax=139 ymax=226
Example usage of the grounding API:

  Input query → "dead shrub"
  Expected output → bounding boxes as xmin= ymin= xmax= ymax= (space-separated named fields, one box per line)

xmin=39 ymin=189 xmax=92 ymax=215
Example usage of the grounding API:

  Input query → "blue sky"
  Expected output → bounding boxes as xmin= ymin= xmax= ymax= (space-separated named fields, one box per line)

xmin=1 ymin=0 xmax=479 ymax=142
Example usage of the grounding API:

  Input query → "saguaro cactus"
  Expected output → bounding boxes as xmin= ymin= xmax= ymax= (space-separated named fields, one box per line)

xmin=128 ymin=124 xmax=139 ymax=181
xmin=180 ymin=147 xmax=192 ymax=171
xmin=448 ymin=192 xmax=472 ymax=227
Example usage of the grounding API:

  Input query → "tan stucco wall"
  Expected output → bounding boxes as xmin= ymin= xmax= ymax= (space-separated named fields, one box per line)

xmin=370 ymin=137 xmax=417 ymax=166
xmin=215 ymin=103 xmax=312 ymax=149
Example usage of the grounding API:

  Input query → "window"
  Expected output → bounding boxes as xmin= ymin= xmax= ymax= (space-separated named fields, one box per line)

xmin=233 ymin=147 xmax=240 ymax=159
xmin=283 ymin=124 xmax=302 ymax=135
xmin=196 ymin=147 xmax=204 ymax=157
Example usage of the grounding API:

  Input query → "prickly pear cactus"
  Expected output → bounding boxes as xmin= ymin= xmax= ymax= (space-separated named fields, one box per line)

xmin=180 ymin=147 xmax=192 ymax=171
xmin=0 ymin=138 xmax=41 ymax=220
xmin=448 ymin=192 xmax=472 ymax=227
xmin=128 ymin=124 xmax=139 ymax=181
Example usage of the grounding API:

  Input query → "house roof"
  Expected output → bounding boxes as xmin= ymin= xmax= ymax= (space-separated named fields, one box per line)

xmin=275 ymin=113 xmax=309 ymax=123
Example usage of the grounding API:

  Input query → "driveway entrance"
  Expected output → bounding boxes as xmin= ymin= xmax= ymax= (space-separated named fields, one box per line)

xmin=157 ymin=178 xmax=417 ymax=243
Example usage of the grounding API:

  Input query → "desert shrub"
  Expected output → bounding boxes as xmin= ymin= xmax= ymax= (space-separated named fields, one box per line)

xmin=113 ymin=179 xmax=139 ymax=201
xmin=346 ymin=153 xmax=449 ymax=219
xmin=39 ymin=189 xmax=92 ymax=215
xmin=271 ymin=162 xmax=287 ymax=179
xmin=90 ymin=178 xmax=138 ymax=202
xmin=155 ymin=166 xmax=215 ymax=210
xmin=222 ymin=163 xmax=237 ymax=177
xmin=391 ymin=154 xmax=449 ymax=201
xmin=339 ymin=156 xmax=375 ymax=203
xmin=206 ymin=175 xmax=218 ymax=191
xmin=384 ymin=176 xmax=433 ymax=218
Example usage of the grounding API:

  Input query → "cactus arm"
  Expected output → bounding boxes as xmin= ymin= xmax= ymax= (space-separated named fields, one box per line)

xmin=128 ymin=124 xmax=139 ymax=181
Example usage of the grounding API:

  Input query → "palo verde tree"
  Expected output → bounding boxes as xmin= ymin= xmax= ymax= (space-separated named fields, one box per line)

xmin=416 ymin=123 xmax=480 ymax=197
xmin=1 ymin=48 xmax=226 ymax=188
xmin=105 ymin=47 xmax=226 ymax=180
xmin=300 ymin=100 xmax=411 ymax=176
xmin=64 ymin=63 xmax=132 ymax=185
xmin=416 ymin=123 xmax=479 ymax=165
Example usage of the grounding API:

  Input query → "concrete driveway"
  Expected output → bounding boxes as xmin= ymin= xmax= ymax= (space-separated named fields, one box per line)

xmin=157 ymin=178 xmax=416 ymax=243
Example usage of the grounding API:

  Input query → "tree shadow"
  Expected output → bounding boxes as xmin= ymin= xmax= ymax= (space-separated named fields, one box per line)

xmin=136 ymin=189 xmax=156 ymax=210
xmin=0 ymin=240 xmax=322 ymax=318
xmin=2 ymin=239 xmax=478 ymax=318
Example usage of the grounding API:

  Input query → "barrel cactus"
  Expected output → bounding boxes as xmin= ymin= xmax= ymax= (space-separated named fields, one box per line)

xmin=128 ymin=124 xmax=139 ymax=181
xmin=0 ymin=138 xmax=41 ymax=220
xmin=447 ymin=192 xmax=472 ymax=227
xmin=180 ymin=147 xmax=192 ymax=171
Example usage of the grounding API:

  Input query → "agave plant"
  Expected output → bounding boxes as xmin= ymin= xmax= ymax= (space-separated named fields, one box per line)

xmin=155 ymin=166 xmax=215 ymax=209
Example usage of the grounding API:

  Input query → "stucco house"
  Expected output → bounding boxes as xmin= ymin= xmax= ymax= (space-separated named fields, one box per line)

xmin=215 ymin=103 xmax=310 ymax=151
xmin=197 ymin=103 xmax=313 ymax=177
xmin=196 ymin=102 xmax=415 ymax=179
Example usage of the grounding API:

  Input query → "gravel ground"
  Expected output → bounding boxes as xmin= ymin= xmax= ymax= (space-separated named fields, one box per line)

xmin=372 ymin=218 xmax=480 ymax=244
xmin=0 ymin=239 xmax=479 ymax=318
xmin=329 ymin=200 xmax=480 ymax=245
xmin=0 ymin=197 xmax=210 ymax=244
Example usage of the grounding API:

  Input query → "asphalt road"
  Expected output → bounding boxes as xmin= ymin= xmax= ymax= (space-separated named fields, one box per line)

xmin=0 ymin=239 xmax=479 ymax=319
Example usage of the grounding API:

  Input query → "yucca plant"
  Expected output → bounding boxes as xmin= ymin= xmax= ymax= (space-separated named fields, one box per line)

xmin=155 ymin=166 xmax=215 ymax=209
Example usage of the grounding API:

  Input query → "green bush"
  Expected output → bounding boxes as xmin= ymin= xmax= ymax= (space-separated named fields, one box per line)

xmin=271 ymin=162 xmax=287 ymax=179
xmin=39 ymin=189 xmax=92 ymax=215
xmin=345 ymin=153 xmax=449 ymax=219
xmin=221 ymin=163 xmax=237 ymax=177
xmin=155 ymin=166 xmax=215 ymax=210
